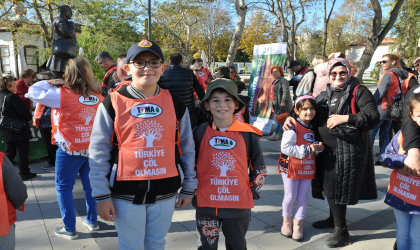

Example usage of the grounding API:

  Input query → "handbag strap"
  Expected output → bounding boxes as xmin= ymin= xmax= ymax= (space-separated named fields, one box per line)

xmin=386 ymin=71 xmax=402 ymax=107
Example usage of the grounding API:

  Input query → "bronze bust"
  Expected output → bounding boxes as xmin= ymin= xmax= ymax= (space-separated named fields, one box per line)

xmin=46 ymin=5 xmax=77 ymax=79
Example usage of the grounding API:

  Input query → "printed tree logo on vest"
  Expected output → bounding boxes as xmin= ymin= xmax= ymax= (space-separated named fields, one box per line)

xmin=79 ymin=107 xmax=97 ymax=125
xmin=78 ymin=95 xmax=100 ymax=106
xmin=130 ymin=104 xmax=163 ymax=118
xmin=209 ymin=136 xmax=237 ymax=150
xmin=303 ymin=132 xmax=315 ymax=142
xmin=212 ymin=151 xmax=236 ymax=176
xmin=134 ymin=120 xmax=163 ymax=147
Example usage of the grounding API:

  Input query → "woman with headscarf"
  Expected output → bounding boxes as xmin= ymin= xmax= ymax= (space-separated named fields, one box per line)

xmin=283 ymin=58 xmax=380 ymax=247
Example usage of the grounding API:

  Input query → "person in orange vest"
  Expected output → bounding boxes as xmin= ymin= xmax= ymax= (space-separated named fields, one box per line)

xmin=0 ymin=153 xmax=28 ymax=249
xmin=382 ymin=93 xmax=420 ymax=250
xmin=25 ymin=57 xmax=103 ymax=240
xmin=96 ymin=52 xmax=117 ymax=97
xmin=388 ymin=67 xmax=419 ymax=141
xmin=88 ymin=40 xmax=197 ymax=249
xmin=193 ymin=79 xmax=267 ymax=250
xmin=32 ymin=71 xmax=58 ymax=173
xmin=371 ymin=53 xmax=408 ymax=166
xmin=279 ymin=96 xmax=324 ymax=241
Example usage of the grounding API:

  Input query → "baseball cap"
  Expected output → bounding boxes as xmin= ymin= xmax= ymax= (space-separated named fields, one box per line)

xmin=199 ymin=78 xmax=245 ymax=115
xmin=288 ymin=60 xmax=301 ymax=69
xmin=126 ymin=40 xmax=164 ymax=64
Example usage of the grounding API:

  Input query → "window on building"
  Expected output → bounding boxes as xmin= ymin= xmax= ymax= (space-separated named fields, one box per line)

xmin=0 ymin=46 xmax=11 ymax=74
xmin=24 ymin=45 xmax=39 ymax=73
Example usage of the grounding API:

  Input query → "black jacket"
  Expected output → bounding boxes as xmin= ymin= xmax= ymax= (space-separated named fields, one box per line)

xmin=402 ymin=85 xmax=420 ymax=151
xmin=313 ymin=78 xmax=380 ymax=205
xmin=158 ymin=65 xmax=205 ymax=113
xmin=0 ymin=90 xmax=32 ymax=142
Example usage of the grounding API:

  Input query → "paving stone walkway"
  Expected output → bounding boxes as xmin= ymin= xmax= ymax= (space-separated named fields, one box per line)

xmin=15 ymin=128 xmax=396 ymax=249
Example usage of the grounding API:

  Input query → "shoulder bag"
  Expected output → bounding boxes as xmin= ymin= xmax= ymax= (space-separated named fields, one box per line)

xmin=387 ymin=72 xmax=403 ymax=120
xmin=0 ymin=95 xmax=24 ymax=133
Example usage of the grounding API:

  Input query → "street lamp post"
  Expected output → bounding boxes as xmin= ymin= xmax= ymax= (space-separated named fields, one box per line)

xmin=148 ymin=0 xmax=152 ymax=40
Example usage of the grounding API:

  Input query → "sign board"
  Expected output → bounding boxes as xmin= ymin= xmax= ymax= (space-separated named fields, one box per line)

xmin=247 ymin=43 xmax=287 ymax=134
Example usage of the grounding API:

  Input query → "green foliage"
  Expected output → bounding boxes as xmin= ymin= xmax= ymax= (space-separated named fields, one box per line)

xmin=4 ymin=0 xmax=142 ymax=80
xmin=238 ymin=10 xmax=280 ymax=57
xmin=390 ymin=0 xmax=420 ymax=66
xmin=77 ymin=25 xmax=139 ymax=82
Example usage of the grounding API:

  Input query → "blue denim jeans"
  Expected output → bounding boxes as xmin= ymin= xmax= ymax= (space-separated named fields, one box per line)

xmin=112 ymin=196 xmax=176 ymax=250
xmin=55 ymin=146 xmax=97 ymax=232
xmin=394 ymin=208 xmax=420 ymax=250
xmin=370 ymin=120 xmax=392 ymax=157
xmin=273 ymin=119 xmax=284 ymax=135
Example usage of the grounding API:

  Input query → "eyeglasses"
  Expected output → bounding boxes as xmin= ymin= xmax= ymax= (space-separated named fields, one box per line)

xmin=330 ymin=71 xmax=347 ymax=77
xmin=128 ymin=59 xmax=163 ymax=69
xmin=380 ymin=60 xmax=389 ymax=64
xmin=193 ymin=69 xmax=201 ymax=72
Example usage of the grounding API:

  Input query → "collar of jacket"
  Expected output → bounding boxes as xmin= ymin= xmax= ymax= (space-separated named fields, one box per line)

xmin=326 ymin=77 xmax=360 ymax=114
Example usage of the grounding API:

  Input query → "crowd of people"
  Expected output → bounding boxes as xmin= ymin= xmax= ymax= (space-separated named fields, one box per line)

xmin=0 ymin=40 xmax=420 ymax=250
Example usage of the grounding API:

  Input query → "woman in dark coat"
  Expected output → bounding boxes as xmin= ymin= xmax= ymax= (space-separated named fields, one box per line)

xmin=0 ymin=76 xmax=35 ymax=181
xmin=266 ymin=66 xmax=293 ymax=141
xmin=284 ymin=58 xmax=380 ymax=247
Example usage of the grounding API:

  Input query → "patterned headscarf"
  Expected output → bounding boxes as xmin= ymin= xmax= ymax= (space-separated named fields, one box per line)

xmin=327 ymin=58 xmax=352 ymax=88
xmin=414 ymin=57 xmax=420 ymax=67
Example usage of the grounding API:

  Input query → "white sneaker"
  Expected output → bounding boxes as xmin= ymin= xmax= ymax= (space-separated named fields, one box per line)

xmin=266 ymin=133 xmax=279 ymax=141
xmin=41 ymin=165 xmax=52 ymax=170
xmin=47 ymin=166 xmax=55 ymax=173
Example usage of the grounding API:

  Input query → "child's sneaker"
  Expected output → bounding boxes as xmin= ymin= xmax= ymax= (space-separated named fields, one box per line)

xmin=54 ymin=227 xmax=78 ymax=240
xmin=83 ymin=218 xmax=99 ymax=231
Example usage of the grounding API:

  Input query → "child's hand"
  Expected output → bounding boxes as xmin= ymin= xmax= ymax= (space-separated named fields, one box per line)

xmin=97 ymin=200 xmax=116 ymax=222
xmin=309 ymin=144 xmax=317 ymax=153
xmin=317 ymin=142 xmax=325 ymax=151
xmin=176 ymin=196 xmax=192 ymax=209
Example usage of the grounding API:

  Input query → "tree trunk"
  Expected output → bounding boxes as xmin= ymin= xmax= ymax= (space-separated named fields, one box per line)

xmin=355 ymin=0 xmax=405 ymax=81
xmin=322 ymin=0 xmax=337 ymax=57
xmin=226 ymin=0 xmax=247 ymax=66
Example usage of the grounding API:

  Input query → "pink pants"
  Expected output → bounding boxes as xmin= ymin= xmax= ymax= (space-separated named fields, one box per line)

xmin=281 ymin=173 xmax=312 ymax=220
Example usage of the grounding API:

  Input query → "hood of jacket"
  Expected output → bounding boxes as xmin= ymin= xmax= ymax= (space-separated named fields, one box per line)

xmin=314 ymin=62 xmax=328 ymax=76
xmin=388 ymin=68 xmax=408 ymax=80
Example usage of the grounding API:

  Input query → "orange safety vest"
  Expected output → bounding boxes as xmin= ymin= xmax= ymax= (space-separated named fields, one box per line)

xmin=33 ymin=103 xmax=46 ymax=127
xmin=0 ymin=152 xmax=19 ymax=236
xmin=403 ymin=72 xmax=416 ymax=95
xmin=110 ymin=89 xmax=179 ymax=181
xmin=112 ymin=81 xmax=131 ymax=92
xmin=102 ymin=66 xmax=117 ymax=88
xmin=287 ymin=122 xmax=316 ymax=179
xmin=196 ymin=121 xmax=262 ymax=209
xmin=379 ymin=71 xmax=402 ymax=110
xmin=55 ymin=88 xmax=104 ymax=151
xmin=198 ymin=67 xmax=210 ymax=83
xmin=388 ymin=133 xmax=420 ymax=206
xmin=232 ymin=107 xmax=246 ymax=123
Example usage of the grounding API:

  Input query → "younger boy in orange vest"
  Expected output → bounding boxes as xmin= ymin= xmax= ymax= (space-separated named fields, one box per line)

xmin=89 ymin=40 xmax=197 ymax=249
xmin=0 ymin=153 xmax=27 ymax=249
xmin=193 ymin=79 xmax=267 ymax=250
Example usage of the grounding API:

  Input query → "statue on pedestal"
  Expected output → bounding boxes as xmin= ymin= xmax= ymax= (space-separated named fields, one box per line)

xmin=46 ymin=5 xmax=77 ymax=79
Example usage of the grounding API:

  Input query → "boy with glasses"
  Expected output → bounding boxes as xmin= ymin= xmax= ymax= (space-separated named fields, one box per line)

xmin=89 ymin=40 xmax=197 ymax=249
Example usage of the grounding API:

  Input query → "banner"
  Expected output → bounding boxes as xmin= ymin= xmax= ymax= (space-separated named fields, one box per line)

xmin=247 ymin=43 xmax=288 ymax=134
xmin=0 ymin=124 xmax=48 ymax=161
